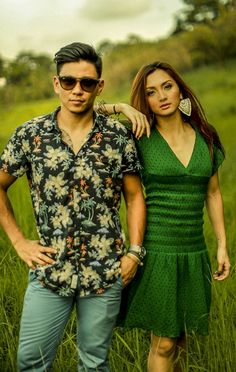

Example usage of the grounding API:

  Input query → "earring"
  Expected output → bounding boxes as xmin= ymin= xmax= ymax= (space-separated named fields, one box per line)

xmin=178 ymin=98 xmax=192 ymax=116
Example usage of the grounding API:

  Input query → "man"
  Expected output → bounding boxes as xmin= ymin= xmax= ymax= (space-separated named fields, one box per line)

xmin=0 ymin=42 xmax=146 ymax=371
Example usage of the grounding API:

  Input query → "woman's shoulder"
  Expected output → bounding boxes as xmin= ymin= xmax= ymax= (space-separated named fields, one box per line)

xmin=135 ymin=134 xmax=156 ymax=157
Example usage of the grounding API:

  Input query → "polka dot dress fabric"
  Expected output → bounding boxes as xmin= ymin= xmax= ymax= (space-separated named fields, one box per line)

xmin=120 ymin=128 xmax=224 ymax=337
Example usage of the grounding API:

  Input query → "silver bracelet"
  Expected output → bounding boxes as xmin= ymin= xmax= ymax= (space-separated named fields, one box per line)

xmin=95 ymin=100 xmax=109 ymax=116
xmin=126 ymin=252 xmax=142 ymax=265
xmin=128 ymin=244 xmax=146 ymax=261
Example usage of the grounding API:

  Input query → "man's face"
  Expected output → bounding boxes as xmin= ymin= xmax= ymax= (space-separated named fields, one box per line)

xmin=53 ymin=60 xmax=104 ymax=115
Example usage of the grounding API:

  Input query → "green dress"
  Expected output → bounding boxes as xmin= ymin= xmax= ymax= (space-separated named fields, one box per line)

xmin=121 ymin=127 xmax=224 ymax=337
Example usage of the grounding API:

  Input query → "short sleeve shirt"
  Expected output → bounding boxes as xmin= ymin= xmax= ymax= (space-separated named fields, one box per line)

xmin=0 ymin=108 xmax=141 ymax=296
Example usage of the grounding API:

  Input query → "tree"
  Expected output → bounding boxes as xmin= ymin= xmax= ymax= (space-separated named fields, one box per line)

xmin=97 ymin=40 xmax=115 ymax=55
xmin=0 ymin=56 xmax=5 ymax=76
xmin=173 ymin=0 xmax=236 ymax=33
xmin=2 ymin=51 xmax=54 ymax=104
xmin=126 ymin=34 xmax=143 ymax=45
xmin=6 ymin=52 xmax=53 ymax=84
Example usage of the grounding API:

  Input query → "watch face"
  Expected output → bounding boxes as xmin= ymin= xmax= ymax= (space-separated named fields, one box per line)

xmin=129 ymin=245 xmax=146 ymax=260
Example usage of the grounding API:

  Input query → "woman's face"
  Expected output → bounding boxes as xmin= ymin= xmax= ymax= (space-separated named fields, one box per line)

xmin=145 ymin=69 xmax=182 ymax=118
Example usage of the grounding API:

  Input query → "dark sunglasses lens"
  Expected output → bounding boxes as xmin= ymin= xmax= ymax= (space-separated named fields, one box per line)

xmin=80 ymin=78 xmax=98 ymax=92
xmin=59 ymin=77 xmax=76 ymax=90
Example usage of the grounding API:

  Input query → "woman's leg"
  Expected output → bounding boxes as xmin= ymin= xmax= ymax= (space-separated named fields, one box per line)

xmin=148 ymin=334 xmax=177 ymax=372
xmin=174 ymin=334 xmax=187 ymax=372
xmin=17 ymin=273 xmax=74 ymax=371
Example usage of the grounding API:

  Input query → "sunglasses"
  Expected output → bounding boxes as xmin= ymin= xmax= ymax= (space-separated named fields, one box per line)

xmin=58 ymin=76 xmax=100 ymax=92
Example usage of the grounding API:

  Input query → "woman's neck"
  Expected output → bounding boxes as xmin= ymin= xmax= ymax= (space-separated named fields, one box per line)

xmin=155 ymin=114 xmax=187 ymax=135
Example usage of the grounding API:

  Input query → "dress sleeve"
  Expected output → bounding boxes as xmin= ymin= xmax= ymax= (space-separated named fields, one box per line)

xmin=212 ymin=145 xmax=225 ymax=175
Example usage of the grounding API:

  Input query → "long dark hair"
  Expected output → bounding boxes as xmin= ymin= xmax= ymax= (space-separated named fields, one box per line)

xmin=130 ymin=61 xmax=224 ymax=156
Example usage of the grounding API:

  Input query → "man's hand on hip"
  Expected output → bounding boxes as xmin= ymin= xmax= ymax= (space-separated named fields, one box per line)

xmin=14 ymin=239 xmax=57 ymax=269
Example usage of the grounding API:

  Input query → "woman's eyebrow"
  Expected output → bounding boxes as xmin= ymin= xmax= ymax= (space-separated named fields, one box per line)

xmin=146 ymin=79 xmax=173 ymax=89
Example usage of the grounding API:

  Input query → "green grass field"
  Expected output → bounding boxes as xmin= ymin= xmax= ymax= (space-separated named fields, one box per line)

xmin=0 ymin=60 xmax=236 ymax=371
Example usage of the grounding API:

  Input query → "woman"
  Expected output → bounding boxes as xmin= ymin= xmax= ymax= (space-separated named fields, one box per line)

xmin=99 ymin=61 xmax=230 ymax=372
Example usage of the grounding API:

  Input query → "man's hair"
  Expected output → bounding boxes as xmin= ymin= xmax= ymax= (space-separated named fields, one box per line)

xmin=54 ymin=42 xmax=102 ymax=77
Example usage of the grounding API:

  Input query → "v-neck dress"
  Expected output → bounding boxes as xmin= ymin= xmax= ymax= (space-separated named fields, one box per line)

xmin=120 ymin=128 xmax=224 ymax=337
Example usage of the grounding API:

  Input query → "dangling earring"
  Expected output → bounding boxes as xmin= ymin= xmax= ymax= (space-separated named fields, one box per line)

xmin=178 ymin=98 xmax=192 ymax=116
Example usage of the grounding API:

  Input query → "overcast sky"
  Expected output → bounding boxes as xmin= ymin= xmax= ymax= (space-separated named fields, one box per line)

xmin=0 ymin=0 xmax=183 ymax=60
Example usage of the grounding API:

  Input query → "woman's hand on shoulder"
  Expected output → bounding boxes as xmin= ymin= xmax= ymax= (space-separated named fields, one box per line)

xmin=116 ymin=103 xmax=151 ymax=139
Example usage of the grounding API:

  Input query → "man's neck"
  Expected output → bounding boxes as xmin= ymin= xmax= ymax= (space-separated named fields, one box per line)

xmin=57 ymin=108 xmax=95 ymax=154
xmin=57 ymin=107 xmax=94 ymax=133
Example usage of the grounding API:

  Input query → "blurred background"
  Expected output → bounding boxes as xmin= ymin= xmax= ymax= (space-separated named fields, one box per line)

xmin=0 ymin=0 xmax=235 ymax=105
xmin=0 ymin=1 xmax=236 ymax=371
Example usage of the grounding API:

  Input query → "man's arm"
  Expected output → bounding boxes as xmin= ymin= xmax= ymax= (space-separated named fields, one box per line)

xmin=0 ymin=170 xmax=56 ymax=269
xmin=120 ymin=173 xmax=146 ymax=286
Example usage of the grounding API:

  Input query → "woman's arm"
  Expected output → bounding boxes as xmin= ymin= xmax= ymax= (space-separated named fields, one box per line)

xmin=205 ymin=171 xmax=230 ymax=281
xmin=96 ymin=102 xmax=151 ymax=139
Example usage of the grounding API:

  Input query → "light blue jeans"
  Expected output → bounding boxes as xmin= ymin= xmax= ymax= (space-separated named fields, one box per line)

xmin=17 ymin=272 xmax=122 ymax=371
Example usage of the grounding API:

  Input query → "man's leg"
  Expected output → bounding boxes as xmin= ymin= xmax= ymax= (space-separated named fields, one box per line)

xmin=76 ymin=277 xmax=122 ymax=372
xmin=17 ymin=272 xmax=74 ymax=372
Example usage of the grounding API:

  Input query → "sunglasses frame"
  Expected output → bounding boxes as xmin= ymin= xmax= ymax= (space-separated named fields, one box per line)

xmin=58 ymin=75 xmax=100 ymax=92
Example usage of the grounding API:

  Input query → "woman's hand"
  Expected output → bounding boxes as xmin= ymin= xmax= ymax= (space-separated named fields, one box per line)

xmin=120 ymin=255 xmax=138 ymax=287
xmin=213 ymin=248 xmax=230 ymax=281
xmin=117 ymin=103 xmax=151 ymax=139
xmin=206 ymin=173 xmax=230 ymax=281
xmin=95 ymin=102 xmax=151 ymax=139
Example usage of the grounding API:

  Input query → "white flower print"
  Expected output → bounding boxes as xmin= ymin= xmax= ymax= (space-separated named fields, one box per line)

xmin=0 ymin=110 xmax=141 ymax=297
xmin=22 ymin=140 xmax=31 ymax=154
xmin=44 ymin=146 xmax=69 ymax=170
xmin=51 ymin=261 xmax=74 ymax=284
xmin=102 ymin=145 xmax=120 ymax=160
xmin=98 ymin=213 xmax=112 ymax=227
xmin=45 ymin=173 xmax=68 ymax=199
xmin=51 ymin=205 xmax=71 ymax=228
xmin=80 ymin=265 xmax=100 ymax=287
xmin=90 ymin=235 xmax=101 ymax=248
xmin=104 ymin=188 xmax=113 ymax=198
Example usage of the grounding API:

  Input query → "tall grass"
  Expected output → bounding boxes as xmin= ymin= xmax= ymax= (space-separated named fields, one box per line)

xmin=1 ymin=60 xmax=236 ymax=371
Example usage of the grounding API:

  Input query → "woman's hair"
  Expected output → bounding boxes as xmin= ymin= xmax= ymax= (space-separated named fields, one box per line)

xmin=130 ymin=61 xmax=224 ymax=155
xmin=54 ymin=42 xmax=102 ymax=78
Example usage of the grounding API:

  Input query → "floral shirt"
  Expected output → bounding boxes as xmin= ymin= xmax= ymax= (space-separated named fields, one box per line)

xmin=0 ymin=108 xmax=141 ymax=297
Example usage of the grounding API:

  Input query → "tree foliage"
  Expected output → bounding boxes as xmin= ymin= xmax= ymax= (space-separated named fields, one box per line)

xmin=0 ymin=56 xmax=5 ymax=76
xmin=101 ymin=10 xmax=236 ymax=100
xmin=0 ymin=51 xmax=54 ymax=106
xmin=173 ymin=0 xmax=236 ymax=33
xmin=0 ymin=7 xmax=236 ymax=105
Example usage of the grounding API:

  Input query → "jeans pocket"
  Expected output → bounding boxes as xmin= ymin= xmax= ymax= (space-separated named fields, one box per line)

xmin=117 ymin=275 xmax=124 ymax=288
xmin=29 ymin=270 xmax=37 ymax=283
